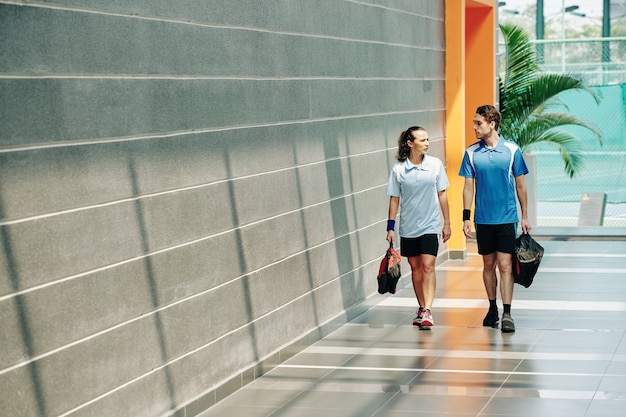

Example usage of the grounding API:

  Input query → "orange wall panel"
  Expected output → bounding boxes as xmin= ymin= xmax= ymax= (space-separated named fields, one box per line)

xmin=445 ymin=0 xmax=466 ymax=253
xmin=466 ymin=6 xmax=497 ymax=146
xmin=445 ymin=0 xmax=498 ymax=255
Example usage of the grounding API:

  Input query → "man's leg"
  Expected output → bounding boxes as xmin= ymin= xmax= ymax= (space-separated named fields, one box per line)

xmin=497 ymin=251 xmax=516 ymax=332
xmin=497 ymin=251 xmax=514 ymax=305
xmin=482 ymin=253 xmax=499 ymax=327
xmin=482 ymin=252 xmax=498 ymax=299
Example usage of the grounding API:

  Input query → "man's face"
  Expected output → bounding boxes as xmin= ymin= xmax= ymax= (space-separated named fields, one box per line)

xmin=473 ymin=114 xmax=493 ymax=140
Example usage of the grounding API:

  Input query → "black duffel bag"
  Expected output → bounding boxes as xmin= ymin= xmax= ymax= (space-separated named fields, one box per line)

xmin=513 ymin=233 xmax=544 ymax=288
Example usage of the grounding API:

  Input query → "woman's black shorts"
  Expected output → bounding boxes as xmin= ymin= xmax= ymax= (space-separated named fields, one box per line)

xmin=400 ymin=234 xmax=439 ymax=257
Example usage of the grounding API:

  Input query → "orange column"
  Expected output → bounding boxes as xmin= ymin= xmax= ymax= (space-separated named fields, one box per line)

xmin=445 ymin=0 xmax=467 ymax=258
xmin=445 ymin=0 xmax=498 ymax=259
xmin=466 ymin=1 xmax=498 ymax=146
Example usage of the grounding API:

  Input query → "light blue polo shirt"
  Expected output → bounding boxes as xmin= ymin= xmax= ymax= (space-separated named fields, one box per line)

xmin=458 ymin=136 xmax=528 ymax=225
xmin=386 ymin=155 xmax=449 ymax=238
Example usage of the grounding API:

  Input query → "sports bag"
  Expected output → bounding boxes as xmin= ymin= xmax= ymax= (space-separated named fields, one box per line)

xmin=377 ymin=242 xmax=402 ymax=294
xmin=513 ymin=233 xmax=544 ymax=288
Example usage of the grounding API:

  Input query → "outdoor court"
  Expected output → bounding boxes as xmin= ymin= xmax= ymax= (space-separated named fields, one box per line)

xmin=536 ymin=152 xmax=626 ymax=226
xmin=534 ymin=84 xmax=626 ymax=227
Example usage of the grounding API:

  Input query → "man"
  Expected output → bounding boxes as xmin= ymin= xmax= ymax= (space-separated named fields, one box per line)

xmin=459 ymin=105 xmax=531 ymax=333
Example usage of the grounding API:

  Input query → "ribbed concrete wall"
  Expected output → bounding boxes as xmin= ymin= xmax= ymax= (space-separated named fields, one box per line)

xmin=0 ymin=1 xmax=446 ymax=416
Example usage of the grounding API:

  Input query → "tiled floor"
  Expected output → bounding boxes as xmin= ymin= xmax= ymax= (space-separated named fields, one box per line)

xmin=200 ymin=239 xmax=626 ymax=417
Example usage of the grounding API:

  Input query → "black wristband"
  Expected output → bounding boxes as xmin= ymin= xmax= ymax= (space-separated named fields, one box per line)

xmin=386 ymin=219 xmax=395 ymax=231
xmin=463 ymin=209 xmax=471 ymax=221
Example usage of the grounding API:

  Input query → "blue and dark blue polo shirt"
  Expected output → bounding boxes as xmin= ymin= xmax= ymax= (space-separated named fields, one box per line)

xmin=458 ymin=136 xmax=528 ymax=225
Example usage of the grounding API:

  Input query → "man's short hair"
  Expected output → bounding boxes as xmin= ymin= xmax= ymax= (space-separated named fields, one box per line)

xmin=476 ymin=104 xmax=501 ymax=131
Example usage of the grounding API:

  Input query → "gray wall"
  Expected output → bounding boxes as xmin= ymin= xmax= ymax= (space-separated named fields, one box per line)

xmin=0 ymin=1 xmax=446 ymax=416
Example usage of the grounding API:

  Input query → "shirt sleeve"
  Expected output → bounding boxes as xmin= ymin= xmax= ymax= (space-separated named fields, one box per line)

xmin=512 ymin=149 xmax=529 ymax=177
xmin=386 ymin=166 xmax=401 ymax=196
xmin=458 ymin=150 xmax=474 ymax=178
xmin=437 ymin=160 xmax=450 ymax=191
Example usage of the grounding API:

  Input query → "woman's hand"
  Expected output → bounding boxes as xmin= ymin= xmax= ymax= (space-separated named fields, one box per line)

xmin=442 ymin=224 xmax=451 ymax=242
xmin=386 ymin=230 xmax=395 ymax=245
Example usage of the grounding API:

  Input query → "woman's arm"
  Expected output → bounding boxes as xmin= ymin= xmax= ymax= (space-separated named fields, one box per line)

xmin=386 ymin=196 xmax=400 ymax=244
xmin=438 ymin=190 xmax=451 ymax=242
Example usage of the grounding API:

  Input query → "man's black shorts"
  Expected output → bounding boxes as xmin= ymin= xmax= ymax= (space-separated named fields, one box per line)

xmin=475 ymin=223 xmax=516 ymax=255
xmin=400 ymin=234 xmax=439 ymax=257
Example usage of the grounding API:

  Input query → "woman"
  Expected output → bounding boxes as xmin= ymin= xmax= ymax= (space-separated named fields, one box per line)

xmin=386 ymin=126 xmax=451 ymax=328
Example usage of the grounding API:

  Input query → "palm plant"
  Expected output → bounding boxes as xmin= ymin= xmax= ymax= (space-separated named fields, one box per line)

xmin=498 ymin=23 xmax=602 ymax=178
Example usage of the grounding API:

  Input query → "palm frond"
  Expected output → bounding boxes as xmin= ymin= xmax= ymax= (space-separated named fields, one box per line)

xmin=498 ymin=23 xmax=602 ymax=177
xmin=529 ymin=130 xmax=586 ymax=178
xmin=500 ymin=23 xmax=539 ymax=95
xmin=507 ymin=112 xmax=602 ymax=178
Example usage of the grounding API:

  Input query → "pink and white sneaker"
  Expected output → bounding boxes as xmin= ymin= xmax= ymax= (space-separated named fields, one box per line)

xmin=412 ymin=307 xmax=425 ymax=326
xmin=420 ymin=309 xmax=434 ymax=327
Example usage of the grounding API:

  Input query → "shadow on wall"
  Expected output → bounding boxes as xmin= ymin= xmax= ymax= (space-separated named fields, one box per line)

xmin=221 ymin=146 xmax=262 ymax=363
xmin=127 ymin=152 xmax=177 ymax=410
xmin=324 ymin=132 xmax=361 ymax=310
xmin=0 ymin=129 xmax=378 ymax=416
xmin=254 ymin=131 xmax=394 ymax=417
xmin=0 ymin=191 xmax=48 ymax=417
xmin=292 ymin=139 xmax=322 ymax=335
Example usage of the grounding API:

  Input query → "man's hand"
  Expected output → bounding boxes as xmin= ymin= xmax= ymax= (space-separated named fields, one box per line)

xmin=462 ymin=220 xmax=473 ymax=238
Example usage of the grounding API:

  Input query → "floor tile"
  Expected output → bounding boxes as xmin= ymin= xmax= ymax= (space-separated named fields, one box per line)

xmin=505 ymin=375 xmax=603 ymax=392
xmin=198 ymin=240 xmax=626 ymax=417
xmin=384 ymin=392 xmax=490 ymax=415
xmin=481 ymin=397 xmax=591 ymax=417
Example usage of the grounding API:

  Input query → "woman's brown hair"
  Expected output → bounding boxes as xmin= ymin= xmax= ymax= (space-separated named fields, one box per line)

xmin=396 ymin=126 xmax=425 ymax=161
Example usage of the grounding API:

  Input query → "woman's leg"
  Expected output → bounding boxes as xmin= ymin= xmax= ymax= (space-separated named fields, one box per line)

xmin=419 ymin=253 xmax=437 ymax=310
xmin=407 ymin=256 xmax=425 ymax=308
xmin=408 ymin=254 xmax=437 ymax=327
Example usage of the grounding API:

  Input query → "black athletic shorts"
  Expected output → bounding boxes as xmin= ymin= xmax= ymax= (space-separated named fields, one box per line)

xmin=400 ymin=234 xmax=439 ymax=257
xmin=475 ymin=223 xmax=516 ymax=255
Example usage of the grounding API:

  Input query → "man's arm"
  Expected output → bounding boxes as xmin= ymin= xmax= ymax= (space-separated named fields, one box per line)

xmin=515 ymin=175 xmax=531 ymax=233
xmin=462 ymin=177 xmax=474 ymax=238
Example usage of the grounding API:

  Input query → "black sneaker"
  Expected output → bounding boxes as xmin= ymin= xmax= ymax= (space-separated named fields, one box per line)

xmin=483 ymin=309 xmax=499 ymax=327
xmin=501 ymin=314 xmax=516 ymax=333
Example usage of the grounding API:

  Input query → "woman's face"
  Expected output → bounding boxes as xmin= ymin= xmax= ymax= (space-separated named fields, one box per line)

xmin=409 ymin=129 xmax=429 ymax=155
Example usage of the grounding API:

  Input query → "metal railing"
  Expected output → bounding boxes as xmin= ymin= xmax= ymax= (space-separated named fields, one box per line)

xmin=534 ymin=37 xmax=626 ymax=85
xmin=499 ymin=37 xmax=626 ymax=85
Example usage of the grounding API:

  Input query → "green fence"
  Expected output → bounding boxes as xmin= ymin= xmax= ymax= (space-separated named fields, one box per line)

xmin=499 ymin=38 xmax=626 ymax=226
xmin=535 ymin=84 xmax=626 ymax=226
